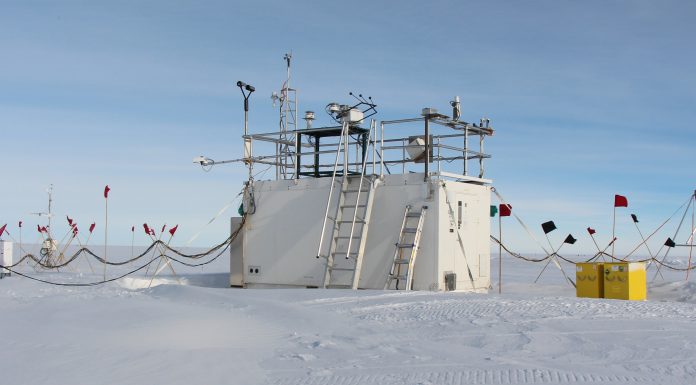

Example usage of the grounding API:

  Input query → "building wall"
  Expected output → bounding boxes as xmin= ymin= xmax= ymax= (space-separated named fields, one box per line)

xmin=234 ymin=173 xmax=491 ymax=291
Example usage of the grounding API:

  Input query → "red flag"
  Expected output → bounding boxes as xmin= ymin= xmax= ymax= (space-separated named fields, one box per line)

xmin=149 ymin=229 xmax=155 ymax=236
xmin=72 ymin=226 xmax=78 ymax=236
xmin=67 ymin=215 xmax=73 ymax=226
xmin=131 ymin=225 xmax=135 ymax=232
xmin=168 ymin=225 xmax=178 ymax=236
xmin=614 ymin=194 xmax=628 ymax=208
xmin=104 ymin=185 xmax=111 ymax=199
xmin=41 ymin=226 xmax=47 ymax=233
xmin=37 ymin=224 xmax=42 ymax=233
xmin=161 ymin=224 xmax=167 ymax=233
xmin=18 ymin=221 xmax=22 ymax=228
xmin=0 ymin=224 xmax=6 ymax=237
xmin=499 ymin=204 xmax=512 ymax=217
xmin=143 ymin=223 xmax=150 ymax=235
xmin=89 ymin=222 xmax=96 ymax=233
xmin=587 ymin=227 xmax=596 ymax=235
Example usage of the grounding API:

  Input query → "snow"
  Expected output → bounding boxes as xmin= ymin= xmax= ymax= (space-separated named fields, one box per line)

xmin=2 ymin=253 xmax=696 ymax=384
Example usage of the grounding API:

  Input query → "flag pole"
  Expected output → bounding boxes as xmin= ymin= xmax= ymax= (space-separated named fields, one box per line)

xmin=534 ymin=233 xmax=556 ymax=283
xmin=103 ymin=185 xmax=110 ymax=282
xmin=590 ymin=234 xmax=603 ymax=261
xmin=498 ymin=212 xmax=502 ymax=294
xmin=19 ymin=222 xmax=22 ymax=271
xmin=76 ymin=228 xmax=95 ymax=274
xmin=687 ymin=202 xmax=694 ymax=281
xmin=104 ymin=196 xmax=107 ymax=281
xmin=612 ymin=204 xmax=617 ymax=259
xmin=130 ymin=226 xmax=135 ymax=268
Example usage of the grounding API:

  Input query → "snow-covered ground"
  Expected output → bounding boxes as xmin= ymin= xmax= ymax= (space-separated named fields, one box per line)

xmin=2 ymin=251 xmax=696 ymax=385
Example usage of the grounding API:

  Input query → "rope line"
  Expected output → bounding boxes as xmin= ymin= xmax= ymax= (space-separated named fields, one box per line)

xmin=0 ymin=216 xmax=246 ymax=286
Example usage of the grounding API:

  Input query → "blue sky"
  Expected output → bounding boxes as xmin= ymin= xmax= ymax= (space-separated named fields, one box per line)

xmin=1 ymin=0 xmax=694 ymax=257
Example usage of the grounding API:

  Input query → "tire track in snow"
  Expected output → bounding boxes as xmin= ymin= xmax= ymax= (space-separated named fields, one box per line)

xmin=268 ymin=367 xmax=652 ymax=385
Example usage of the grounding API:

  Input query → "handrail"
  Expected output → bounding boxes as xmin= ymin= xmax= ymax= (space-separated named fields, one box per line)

xmin=315 ymin=121 xmax=349 ymax=260
xmin=343 ymin=121 xmax=373 ymax=261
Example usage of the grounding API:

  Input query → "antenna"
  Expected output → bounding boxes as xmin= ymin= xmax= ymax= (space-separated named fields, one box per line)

xmin=274 ymin=51 xmax=298 ymax=179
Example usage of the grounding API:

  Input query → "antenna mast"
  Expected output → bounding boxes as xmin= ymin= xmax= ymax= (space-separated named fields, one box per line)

xmin=272 ymin=52 xmax=298 ymax=179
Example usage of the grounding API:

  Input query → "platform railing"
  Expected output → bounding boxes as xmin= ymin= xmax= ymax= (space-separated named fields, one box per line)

xmin=244 ymin=113 xmax=492 ymax=182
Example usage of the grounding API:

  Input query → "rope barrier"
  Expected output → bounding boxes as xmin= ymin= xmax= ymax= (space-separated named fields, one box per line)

xmin=490 ymin=234 xmax=696 ymax=272
xmin=0 ymin=216 xmax=246 ymax=286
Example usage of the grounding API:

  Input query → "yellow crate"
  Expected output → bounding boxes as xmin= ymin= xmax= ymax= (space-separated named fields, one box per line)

xmin=603 ymin=262 xmax=647 ymax=301
xmin=576 ymin=263 xmax=604 ymax=298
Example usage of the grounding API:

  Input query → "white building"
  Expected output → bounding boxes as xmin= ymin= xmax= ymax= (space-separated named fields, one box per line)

xmin=221 ymin=93 xmax=494 ymax=292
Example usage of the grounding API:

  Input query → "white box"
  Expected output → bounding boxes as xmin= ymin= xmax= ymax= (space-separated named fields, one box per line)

xmin=1 ymin=241 xmax=13 ymax=275
xmin=343 ymin=109 xmax=364 ymax=123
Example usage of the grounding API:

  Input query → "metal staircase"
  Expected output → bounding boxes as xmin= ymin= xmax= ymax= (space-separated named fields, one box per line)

xmin=317 ymin=120 xmax=378 ymax=289
xmin=385 ymin=205 xmax=428 ymax=290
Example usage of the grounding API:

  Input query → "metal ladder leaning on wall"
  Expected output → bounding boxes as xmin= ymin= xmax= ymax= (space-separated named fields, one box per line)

xmin=385 ymin=205 xmax=428 ymax=290
xmin=317 ymin=120 xmax=377 ymax=289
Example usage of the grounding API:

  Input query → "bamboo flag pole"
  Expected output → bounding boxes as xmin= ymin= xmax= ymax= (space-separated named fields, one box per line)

xmin=498 ymin=212 xmax=502 ymax=294
xmin=586 ymin=227 xmax=604 ymax=262
xmin=613 ymin=194 xmax=628 ymax=259
xmin=612 ymin=205 xmax=617 ymax=258
xmin=104 ymin=185 xmax=110 ymax=281
xmin=148 ymin=225 xmax=180 ymax=288
xmin=687 ymin=203 xmax=694 ymax=281
xmin=79 ymin=228 xmax=95 ymax=274
xmin=130 ymin=225 xmax=135 ymax=267
xmin=498 ymin=203 xmax=512 ymax=294
xmin=18 ymin=221 xmax=23 ymax=270
xmin=535 ymin=233 xmax=577 ymax=286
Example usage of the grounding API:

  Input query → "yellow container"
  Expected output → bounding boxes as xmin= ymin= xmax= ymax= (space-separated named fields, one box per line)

xmin=576 ymin=263 xmax=604 ymax=298
xmin=603 ymin=262 xmax=647 ymax=301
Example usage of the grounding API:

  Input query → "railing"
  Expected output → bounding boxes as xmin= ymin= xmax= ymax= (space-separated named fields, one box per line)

xmin=243 ymin=112 xmax=493 ymax=183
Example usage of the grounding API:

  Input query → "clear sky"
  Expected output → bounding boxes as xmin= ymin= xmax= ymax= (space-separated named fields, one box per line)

xmin=1 ymin=0 xmax=694 ymax=257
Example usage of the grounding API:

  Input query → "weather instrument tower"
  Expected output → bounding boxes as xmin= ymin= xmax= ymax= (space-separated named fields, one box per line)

xmin=270 ymin=53 xmax=298 ymax=179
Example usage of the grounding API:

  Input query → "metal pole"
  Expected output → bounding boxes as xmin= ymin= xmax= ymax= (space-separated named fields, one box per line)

xmin=380 ymin=121 xmax=384 ymax=178
xmin=314 ymin=137 xmax=320 ymax=178
xmin=424 ymin=116 xmax=430 ymax=182
xmin=296 ymin=133 xmax=302 ymax=179
xmin=478 ymin=134 xmax=484 ymax=178
xmin=464 ymin=127 xmax=468 ymax=176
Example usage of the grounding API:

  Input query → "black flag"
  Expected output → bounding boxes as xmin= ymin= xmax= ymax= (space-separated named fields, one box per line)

xmin=664 ymin=238 xmax=676 ymax=248
xmin=541 ymin=221 xmax=557 ymax=234
xmin=564 ymin=234 xmax=577 ymax=244
xmin=631 ymin=214 xmax=639 ymax=223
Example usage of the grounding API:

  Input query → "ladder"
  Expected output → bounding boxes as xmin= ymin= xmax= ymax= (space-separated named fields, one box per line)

xmin=322 ymin=175 xmax=377 ymax=288
xmin=385 ymin=205 xmax=428 ymax=290
xmin=317 ymin=120 xmax=377 ymax=289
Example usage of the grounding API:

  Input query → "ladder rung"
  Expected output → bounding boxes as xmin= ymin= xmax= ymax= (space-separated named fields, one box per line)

xmin=340 ymin=205 xmax=367 ymax=209
xmin=336 ymin=235 xmax=362 ymax=239
xmin=338 ymin=220 xmax=366 ymax=224
xmin=397 ymin=243 xmax=415 ymax=248
xmin=332 ymin=252 xmax=359 ymax=257
xmin=406 ymin=212 xmax=422 ymax=217
xmin=394 ymin=259 xmax=410 ymax=264
xmin=391 ymin=274 xmax=409 ymax=280
xmin=403 ymin=228 xmax=418 ymax=233
xmin=329 ymin=267 xmax=356 ymax=272
xmin=345 ymin=189 xmax=369 ymax=193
